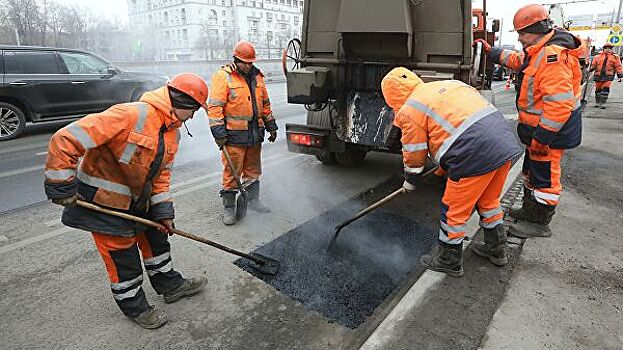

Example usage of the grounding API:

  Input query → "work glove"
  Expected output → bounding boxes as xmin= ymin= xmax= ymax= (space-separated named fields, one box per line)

xmin=158 ymin=219 xmax=175 ymax=236
xmin=215 ymin=137 xmax=227 ymax=148
xmin=268 ymin=130 xmax=277 ymax=142
xmin=51 ymin=194 xmax=77 ymax=207
xmin=402 ymin=173 xmax=419 ymax=193
xmin=530 ymin=139 xmax=550 ymax=158
xmin=618 ymin=78 xmax=622 ymax=83
xmin=473 ymin=39 xmax=491 ymax=53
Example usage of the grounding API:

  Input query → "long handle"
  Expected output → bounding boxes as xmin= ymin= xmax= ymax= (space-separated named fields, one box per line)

xmin=335 ymin=187 xmax=406 ymax=231
xmin=76 ymin=200 xmax=266 ymax=266
xmin=334 ymin=165 xmax=440 ymax=231
xmin=221 ymin=147 xmax=246 ymax=194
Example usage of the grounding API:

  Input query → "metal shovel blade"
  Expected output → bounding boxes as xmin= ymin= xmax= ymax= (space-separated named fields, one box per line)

xmin=248 ymin=253 xmax=280 ymax=276
xmin=236 ymin=191 xmax=248 ymax=220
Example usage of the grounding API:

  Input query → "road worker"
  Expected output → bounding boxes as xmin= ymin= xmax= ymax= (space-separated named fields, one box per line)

xmin=44 ymin=73 xmax=209 ymax=329
xmin=589 ymin=42 xmax=623 ymax=109
xmin=475 ymin=3 xmax=585 ymax=238
xmin=208 ymin=40 xmax=278 ymax=225
xmin=381 ymin=67 xmax=522 ymax=277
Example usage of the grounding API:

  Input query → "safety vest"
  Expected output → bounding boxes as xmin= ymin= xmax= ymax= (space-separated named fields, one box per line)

xmin=489 ymin=29 xmax=585 ymax=149
xmin=45 ymin=87 xmax=180 ymax=213
xmin=208 ymin=63 xmax=277 ymax=145
xmin=393 ymin=80 xmax=521 ymax=180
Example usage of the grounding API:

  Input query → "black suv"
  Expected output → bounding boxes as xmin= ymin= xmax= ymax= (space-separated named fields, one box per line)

xmin=0 ymin=46 xmax=168 ymax=140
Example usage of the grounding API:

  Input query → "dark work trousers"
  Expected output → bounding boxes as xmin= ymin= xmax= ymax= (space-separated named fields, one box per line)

xmin=92 ymin=229 xmax=184 ymax=317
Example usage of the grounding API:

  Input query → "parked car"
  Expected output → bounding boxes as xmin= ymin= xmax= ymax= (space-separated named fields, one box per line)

xmin=0 ymin=45 xmax=168 ymax=140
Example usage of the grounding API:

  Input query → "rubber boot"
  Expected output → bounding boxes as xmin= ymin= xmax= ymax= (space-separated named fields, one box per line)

xmin=163 ymin=276 xmax=208 ymax=304
xmin=508 ymin=186 xmax=534 ymax=221
xmin=246 ymin=181 xmax=271 ymax=213
xmin=131 ymin=306 xmax=167 ymax=329
xmin=221 ymin=190 xmax=237 ymax=225
xmin=472 ymin=225 xmax=508 ymax=266
xmin=509 ymin=202 xmax=555 ymax=238
xmin=420 ymin=241 xmax=464 ymax=277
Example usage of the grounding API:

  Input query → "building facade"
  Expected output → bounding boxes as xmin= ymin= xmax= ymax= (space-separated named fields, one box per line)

xmin=127 ymin=0 xmax=303 ymax=60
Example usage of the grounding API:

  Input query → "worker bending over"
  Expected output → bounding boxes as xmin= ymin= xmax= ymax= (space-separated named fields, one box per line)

xmin=44 ymin=74 xmax=209 ymax=329
xmin=381 ymin=67 xmax=522 ymax=277
xmin=475 ymin=3 xmax=585 ymax=238
xmin=590 ymin=42 xmax=623 ymax=109
xmin=208 ymin=40 xmax=278 ymax=225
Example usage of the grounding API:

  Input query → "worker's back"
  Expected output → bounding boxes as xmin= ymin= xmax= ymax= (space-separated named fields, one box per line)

xmin=398 ymin=80 xmax=521 ymax=181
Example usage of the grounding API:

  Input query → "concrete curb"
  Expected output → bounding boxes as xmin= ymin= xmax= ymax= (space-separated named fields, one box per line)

xmin=357 ymin=158 xmax=524 ymax=349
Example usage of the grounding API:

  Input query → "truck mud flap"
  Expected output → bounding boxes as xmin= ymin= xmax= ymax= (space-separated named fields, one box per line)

xmin=340 ymin=91 xmax=395 ymax=148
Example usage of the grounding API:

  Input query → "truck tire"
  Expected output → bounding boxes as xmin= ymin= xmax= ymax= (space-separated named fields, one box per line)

xmin=307 ymin=108 xmax=337 ymax=165
xmin=0 ymin=102 xmax=27 ymax=141
xmin=131 ymin=89 xmax=147 ymax=102
xmin=334 ymin=144 xmax=367 ymax=166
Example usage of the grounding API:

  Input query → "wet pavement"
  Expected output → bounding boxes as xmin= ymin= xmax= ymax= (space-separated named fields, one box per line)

xmin=236 ymin=180 xmax=436 ymax=328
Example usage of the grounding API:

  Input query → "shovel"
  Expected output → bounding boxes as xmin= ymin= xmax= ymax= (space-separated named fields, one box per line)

xmin=329 ymin=166 xmax=440 ymax=248
xmin=76 ymin=200 xmax=279 ymax=275
xmin=222 ymin=147 xmax=248 ymax=220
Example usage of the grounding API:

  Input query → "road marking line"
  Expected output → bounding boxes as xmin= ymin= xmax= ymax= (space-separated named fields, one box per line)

xmin=0 ymin=235 xmax=7 ymax=243
xmin=44 ymin=218 xmax=61 ymax=227
xmin=0 ymin=142 xmax=49 ymax=155
xmin=36 ymin=151 xmax=48 ymax=156
xmin=0 ymin=165 xmax=42 ymax=179
xmin=0 ymin=227 xmax=73 ymax=255
xmin=0 ymin=153 xmax=304 ymax=255
xmin=174 ymin=154 xmax=302 ymax=197
xmin=170 ymin=153 xmax=282 ymax=190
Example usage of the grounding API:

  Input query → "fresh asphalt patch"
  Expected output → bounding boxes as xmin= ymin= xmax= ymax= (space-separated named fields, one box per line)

xmin=235 ymin=180 xmax=437 ymax=329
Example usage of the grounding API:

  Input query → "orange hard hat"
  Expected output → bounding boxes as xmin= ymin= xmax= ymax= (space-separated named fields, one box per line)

xmin=603 ymin=42 xmax=614 ymax=49
xmin=513 ymin=4 xmax=549 ymax=32
xmin=167 ymin=73 xmax=208 ymax=108
xmin=233 ymin=40 xmax=257 ymax=63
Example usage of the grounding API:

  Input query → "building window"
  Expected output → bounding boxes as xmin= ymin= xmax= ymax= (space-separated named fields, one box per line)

xmin=266 ymin=12 xmax=272 ymax=21
xmin=223 ymin=20 xmax=227 ymax=26
xmin=208 ymin=9 xmax=218 ymax=25
xmin=222 ymin=0 xmax=226 ymax=5
xmin=293 ymin=15 xmax=298 ymax=24
xmin=183 ymin=29 xmax=188 ymax=40
xmin=222 ymin=10 xmax=226 ymax=16
xmin=181 ymin=8 xmax=186 ymax=24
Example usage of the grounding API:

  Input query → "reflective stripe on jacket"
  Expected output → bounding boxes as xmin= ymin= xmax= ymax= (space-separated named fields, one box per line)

xmin=392 ymin=80 xmax=521 ymax=181
xmin=590 ymin=51 xmax=623 ymax=82
xmin=488 ymin=29 xmax=586 ymax=149
xmin=208 ymin=63 xmax=277 ymax=145
xmin=44 ymin=87 xmax=181 ymax=236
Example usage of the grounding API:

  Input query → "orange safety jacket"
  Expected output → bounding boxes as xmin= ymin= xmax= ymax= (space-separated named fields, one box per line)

xmin=590 ymin=51 xmax=623 ymax=82
xmin=44 ymin=87 xmax=181 ymax=236
xmin=385 ymin=76 xmax=521 ymax=181
xmin=488 ymin=29 xmax=585 ymax=149
xmin=208 ymin=63 xmax=277 ymax=145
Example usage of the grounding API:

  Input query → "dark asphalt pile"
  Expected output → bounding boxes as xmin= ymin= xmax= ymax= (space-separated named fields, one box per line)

xmin=234 ymin=201 xmax=436 ymax=329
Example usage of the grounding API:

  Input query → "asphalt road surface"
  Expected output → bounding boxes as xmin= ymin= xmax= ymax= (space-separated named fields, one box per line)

xmin=0 ymin=80 xmax=519 ymax=349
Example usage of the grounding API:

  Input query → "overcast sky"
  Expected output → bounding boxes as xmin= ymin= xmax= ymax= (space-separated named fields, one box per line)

xmin=55 ymin=0 xmax=618 ymax=41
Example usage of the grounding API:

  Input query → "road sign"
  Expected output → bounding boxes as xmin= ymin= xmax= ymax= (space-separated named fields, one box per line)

xmin=612 ymin=24 xmax=622 ymax=34
xmin=607 ymin=34 xmax=623 ymax=47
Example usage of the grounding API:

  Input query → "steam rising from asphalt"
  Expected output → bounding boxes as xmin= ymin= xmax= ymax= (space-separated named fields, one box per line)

xmin=235 ymin=177 xmax=436 ymax=328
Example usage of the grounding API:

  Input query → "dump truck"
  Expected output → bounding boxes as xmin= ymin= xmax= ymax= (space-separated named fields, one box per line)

xmin=282 ymin=0 xmax=499 ymax=166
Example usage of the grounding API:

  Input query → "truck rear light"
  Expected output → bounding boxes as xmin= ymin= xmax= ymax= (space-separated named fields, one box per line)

xmin=289 ymin=132 xmax=324 ymax=147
